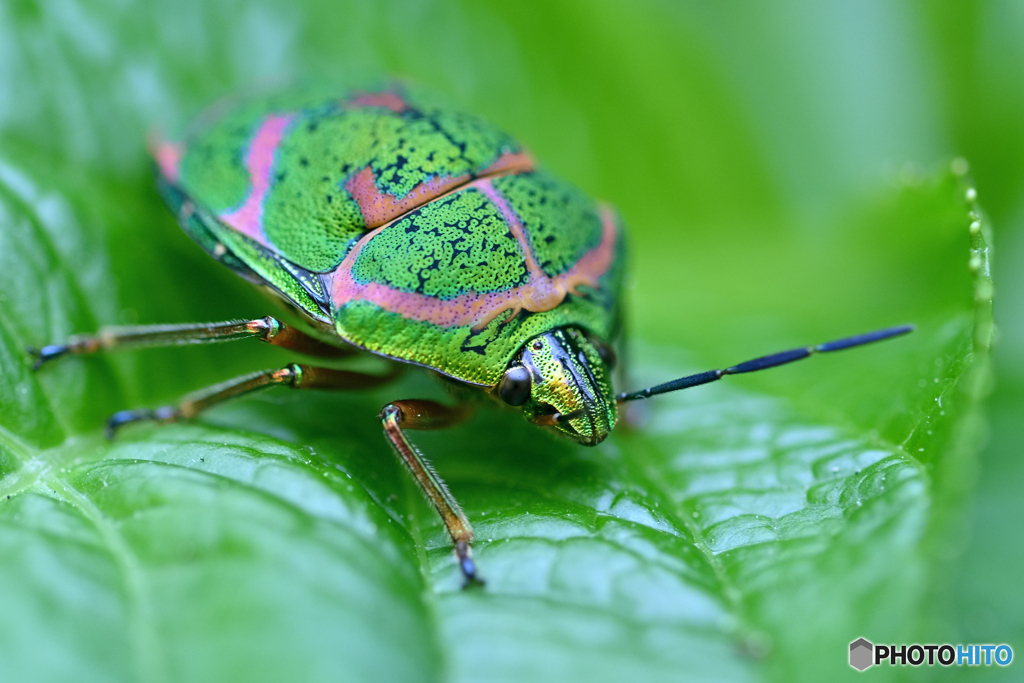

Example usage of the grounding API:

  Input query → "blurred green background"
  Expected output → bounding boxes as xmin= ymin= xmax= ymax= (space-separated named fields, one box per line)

xmin=0 ymin=0 xmax=1020 ymax=681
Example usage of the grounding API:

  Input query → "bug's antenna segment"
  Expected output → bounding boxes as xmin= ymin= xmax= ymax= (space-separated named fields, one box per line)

xmin=616 ymin=324 xmax=914 ymax=403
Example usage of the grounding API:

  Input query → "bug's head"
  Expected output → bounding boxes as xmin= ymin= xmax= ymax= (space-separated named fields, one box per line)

xmin=496 ymin=323 xmax=916 ymax=448
xmin=497 ymin=327 xmax=618 ymax=446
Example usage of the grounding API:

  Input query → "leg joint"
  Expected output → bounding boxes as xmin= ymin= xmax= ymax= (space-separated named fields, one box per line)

xmin=247 ymin=316 xmax=282 ymax=342
xmin=282 ymin=363 xmax=303 ymax=387
xmin=268 ymin=363 xmax=303 ymax=387
xmin=379 ymin=403 xmax=403 ymax=425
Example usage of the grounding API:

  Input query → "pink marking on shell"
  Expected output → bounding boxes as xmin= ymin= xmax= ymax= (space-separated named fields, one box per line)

xmin=154 ymin=141 xmax=183 ymax=184
xmin=480 ymin=150 xmax=534 ymax=177
xmin=347 ymin=91 xmax=409 ymax=113
xmin=346 ymin=166 xmax=470 ymax=229
xmin=330 ymin=178 xmax=618 ymax=330
xmin=218 ymin=114 xmax=295 ymax=244
xmin=345 ymin=151 xmax=535 ymax=229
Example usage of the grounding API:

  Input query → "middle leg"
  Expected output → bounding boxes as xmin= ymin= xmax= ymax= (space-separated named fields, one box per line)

xmin=106 ymin=363 xmax=399 ymax=437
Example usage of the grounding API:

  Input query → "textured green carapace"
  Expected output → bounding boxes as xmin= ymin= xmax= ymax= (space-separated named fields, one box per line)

xmin=155 ymin=83 xmax=624 ymax=387
xmin=349 ymin=188 xmax=529 ymax=299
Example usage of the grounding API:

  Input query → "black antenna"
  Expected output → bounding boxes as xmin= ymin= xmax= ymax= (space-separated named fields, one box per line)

xmin=617 ymin=324 xmax=914 ymax=403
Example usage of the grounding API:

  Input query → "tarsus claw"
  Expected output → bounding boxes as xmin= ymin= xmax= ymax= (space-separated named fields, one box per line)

xmin=27 ymin=344 xmax=69 ymax=370
xmin=104 ymin=406 xmax=177 ymax=440
xmin=105 ymin=409 xmax=150 ymax=440
xmin=456 ymin=540 xmax=485 ymax=589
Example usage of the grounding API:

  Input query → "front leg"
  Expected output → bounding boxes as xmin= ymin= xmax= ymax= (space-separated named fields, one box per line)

xmin=379 ymin=400 xmax=480 ymax=587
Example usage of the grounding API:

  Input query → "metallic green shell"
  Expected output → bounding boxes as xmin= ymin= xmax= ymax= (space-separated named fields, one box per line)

xmin=155 ymin=84 xmax=625 ymax=387
xmin=157 ymin=82 xmax=530 ymax=272
xmin=331 ymin=173 xmax=624 ymax=385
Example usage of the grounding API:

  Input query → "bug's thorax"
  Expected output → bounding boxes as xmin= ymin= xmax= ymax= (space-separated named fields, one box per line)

xmin=516 ymin=327 xmax=617 ymax=446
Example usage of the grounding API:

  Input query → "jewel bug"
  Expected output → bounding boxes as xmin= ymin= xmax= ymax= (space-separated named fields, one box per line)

xmin=30 ymin=82 xmax=912 ymax=585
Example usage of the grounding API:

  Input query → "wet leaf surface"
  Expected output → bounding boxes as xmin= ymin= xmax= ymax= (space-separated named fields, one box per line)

xmin=0 ymin=2 xmax=1001 ymax=682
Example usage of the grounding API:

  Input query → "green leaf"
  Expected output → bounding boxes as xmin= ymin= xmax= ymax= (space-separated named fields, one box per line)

xmin=0 ymin=2 xmax=1001 ymax=682
xmin=0 ymin=150 xmax=994 ymax=683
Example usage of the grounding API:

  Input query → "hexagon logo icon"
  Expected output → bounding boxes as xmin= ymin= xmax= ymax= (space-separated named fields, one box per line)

xmin=850 ymin=638 xmax=874 ymax=671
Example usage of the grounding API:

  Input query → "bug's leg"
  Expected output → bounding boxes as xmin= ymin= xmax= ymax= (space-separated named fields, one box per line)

xmin=106 ymin=363 xmax=397 ymax=438
xmin=28 ymin=316 xmax=353 ymax=369
xmin=378 ymin=400 xmax=480 ymax=587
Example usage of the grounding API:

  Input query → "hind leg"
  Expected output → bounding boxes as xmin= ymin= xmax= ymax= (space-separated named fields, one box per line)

xmin=29 ymin=316 xmax=352 ymax=369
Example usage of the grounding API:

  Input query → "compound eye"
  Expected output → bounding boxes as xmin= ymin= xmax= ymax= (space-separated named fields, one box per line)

xmin=499 ymin=365 xmax=532 ymax=406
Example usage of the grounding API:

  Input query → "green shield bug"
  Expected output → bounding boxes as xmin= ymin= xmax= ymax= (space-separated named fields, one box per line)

xmin=29 ymin=82 xmax=913 ymax=585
